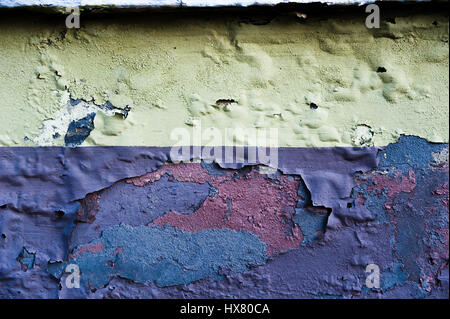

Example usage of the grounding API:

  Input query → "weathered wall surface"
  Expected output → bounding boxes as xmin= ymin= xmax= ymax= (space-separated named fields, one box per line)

xmin=0 ymin=6 xmax=448 ymax=147
xmin=0 ymin=137 xmax=448 ymax=298
xmin=0 ymin=4 xmax=448 ymax=299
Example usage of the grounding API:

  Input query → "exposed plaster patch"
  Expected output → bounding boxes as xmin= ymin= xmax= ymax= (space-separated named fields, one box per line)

xmin=32 ymin=92 xmax=131 ymax=146
xmin=432 ymin=147 xmax=449 ymax=166
xmin=353 ymin=124 xmax=374 ymax=146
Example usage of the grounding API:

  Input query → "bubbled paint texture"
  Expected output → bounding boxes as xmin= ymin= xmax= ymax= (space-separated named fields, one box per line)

xmin=0 ymin=8 xmax=448 ymax=147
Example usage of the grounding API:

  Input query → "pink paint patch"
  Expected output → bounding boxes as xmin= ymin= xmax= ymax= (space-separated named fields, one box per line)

xmin=76 ymin=193 xmax=100 ymax=224
xmin=114 ymin=247 xmax=124 ymax=256
xmin=434 ymin=183 xmax=449 ymax=209
xmin=356 ymin=193 xmax=367 ymax=206
xmin=438 ymin=227 xmax=449 ymax=260
xmin=153 ymin=168 xmax=302 ymax=256
xmin=70 ymin=242 xmax=103 ymax=259
xmin=367 ymin=170 xmax=416 ymax=210
xmin=126 ymin=163 xmax=229 ymax=186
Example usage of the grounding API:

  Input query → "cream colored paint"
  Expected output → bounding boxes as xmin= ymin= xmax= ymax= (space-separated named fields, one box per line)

xmin=0 ymin=12 xmax=448 ymax=147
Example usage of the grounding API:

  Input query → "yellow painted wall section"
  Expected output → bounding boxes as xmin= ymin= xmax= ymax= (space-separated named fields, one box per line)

xmin=0 ymin=9 xmax=448 ymax=147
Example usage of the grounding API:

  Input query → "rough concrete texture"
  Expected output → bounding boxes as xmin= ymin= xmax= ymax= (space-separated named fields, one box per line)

xmin=0 ymin=6 xmax=448 ymax=147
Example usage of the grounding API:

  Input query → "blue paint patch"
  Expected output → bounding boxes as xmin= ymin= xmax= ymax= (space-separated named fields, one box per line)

xmin=351 ymin=180 xmax=389 ymax=224
xmin=352 ymin=135 xmax=449 ymax=294
xmin=294 ymin=208 xmax=327 ymax=245
xmin=294 ymin=179 xmax=328 ymax=244
xmin=17 ymin=247 xmax=35 ymax=272
xmin=47 ymin=261 xmax=65 ymax=279
xmin=201 ymin=160 xmax=227 ymax=176
xmin=69 ymin=98 xmax=82 ymax=106
xmin=49 ymin=224 xmax=267 ymax=289
xmin=100 ymin=101 xmax=130 ymax=119
xmin=208 ymin=186 xmax=218 ymax=197
xmin=378 ymin=135 xmax=447 ymax=171
xmin=64 ymin=112 xmax=96 ymax=147
xmin=382 ymin=263 xmax=409 ymax=291
xmin=297 ymin=178 xmax=311 ymax=208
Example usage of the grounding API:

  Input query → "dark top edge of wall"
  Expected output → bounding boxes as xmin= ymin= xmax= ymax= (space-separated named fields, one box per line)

xmin=0 ymin=0 xmax=440 ymax=8
xmin=0 ymin=0 xmax=447 ymax=17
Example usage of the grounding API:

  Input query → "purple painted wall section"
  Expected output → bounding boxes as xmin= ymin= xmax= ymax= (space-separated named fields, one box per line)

xmin=0 ymin=136 xmax=448 ymax=298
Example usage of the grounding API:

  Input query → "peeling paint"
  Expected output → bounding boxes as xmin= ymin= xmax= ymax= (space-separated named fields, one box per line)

xmin=49 ymin=224 xmax=267 ymax=288
xmin=0 ymin=4 xmax=448 ymax=300
xmin=16 ymin=247 xmax=36 ymax=272
xmin=0 ymin=136 xmax=448 ymax=298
